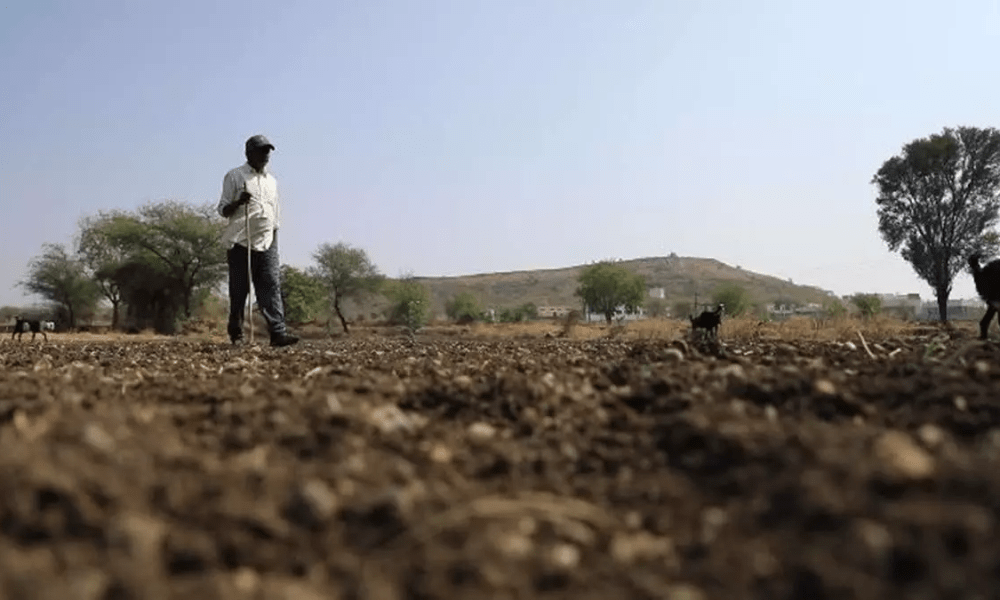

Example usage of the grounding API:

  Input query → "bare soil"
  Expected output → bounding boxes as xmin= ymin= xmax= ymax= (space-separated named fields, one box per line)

xmin=1 ymin=324 xmax=999 ymax=599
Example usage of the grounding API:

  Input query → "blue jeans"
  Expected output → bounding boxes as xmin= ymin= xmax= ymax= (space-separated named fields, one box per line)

xmin=227 ymin=230 xmax=287 ymax=341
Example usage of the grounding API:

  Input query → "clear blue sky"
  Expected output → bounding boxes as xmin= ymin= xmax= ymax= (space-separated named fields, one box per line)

xmin=3 ymin=0 xmax=999 ymax=308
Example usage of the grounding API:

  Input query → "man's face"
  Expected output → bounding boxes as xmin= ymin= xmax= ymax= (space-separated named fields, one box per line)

xmin=246 ymin=146 xmax=271 ymax=171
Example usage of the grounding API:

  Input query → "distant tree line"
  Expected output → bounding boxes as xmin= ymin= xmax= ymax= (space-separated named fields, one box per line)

xmin=15 ymin=200 xmax=424 ymax=334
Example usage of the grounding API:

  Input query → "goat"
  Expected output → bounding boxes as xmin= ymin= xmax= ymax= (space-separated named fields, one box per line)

xmin=969 ymin=253 xmax=1000 ymax=340
xmin=690 ymin=304 xmax=725 ymax=339
xmin=11 ymin=316 xmax=52 ymax=342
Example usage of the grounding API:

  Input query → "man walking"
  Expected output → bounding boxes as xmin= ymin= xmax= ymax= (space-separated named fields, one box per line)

xmin=218 ymin=134 xmax=299 ymax=347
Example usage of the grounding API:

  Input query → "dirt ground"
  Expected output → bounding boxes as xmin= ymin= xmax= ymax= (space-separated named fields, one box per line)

xmin=2 ymin=321 xmax=1000 ymax=599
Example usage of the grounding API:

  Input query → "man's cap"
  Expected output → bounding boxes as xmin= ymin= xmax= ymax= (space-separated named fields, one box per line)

xmin=245 ymin=134 xmax=275 ymax=151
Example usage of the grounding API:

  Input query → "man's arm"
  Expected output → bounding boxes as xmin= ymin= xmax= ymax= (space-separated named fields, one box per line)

xmin=218 ymin=172 xmax=251 ymax=218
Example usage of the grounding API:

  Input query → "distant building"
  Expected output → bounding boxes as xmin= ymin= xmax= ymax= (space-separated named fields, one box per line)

xmin=584 ymin=305 xmax=645 ymax=323
xmin=879 ymin=293 xmax=923 ymax=319
xmin=917 ymin=297 xmax=982 ymax=321
xmin=536 ymin=306 xmax=575 ymax=319
xmin=648 ymin=287 xmax=666 ymax=299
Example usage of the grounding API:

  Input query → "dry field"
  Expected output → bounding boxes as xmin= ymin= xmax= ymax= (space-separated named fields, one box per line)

xmin=1 ymin=317 xmax=999 ymax=599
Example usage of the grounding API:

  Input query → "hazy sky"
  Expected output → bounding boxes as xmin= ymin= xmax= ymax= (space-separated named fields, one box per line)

xmin=3 ymin=0 xmax=999 ymax=308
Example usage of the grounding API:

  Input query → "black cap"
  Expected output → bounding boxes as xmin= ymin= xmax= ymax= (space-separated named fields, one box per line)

xmin=245 ymin=134 xmax=275 ymax=152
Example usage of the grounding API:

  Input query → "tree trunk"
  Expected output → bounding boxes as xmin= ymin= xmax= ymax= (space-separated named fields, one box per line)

xmin=111 ymin=301 xmax=120 ymax=330
xmin=334 ymin=296 xmax=349 ymax=333
xmin=936 ymin=288 xmax=949 ymax=322
xmin=604 ymin=311 xmax=613 ymax=324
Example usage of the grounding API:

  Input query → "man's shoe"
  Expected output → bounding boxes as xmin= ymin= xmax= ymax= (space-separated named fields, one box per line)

xmin=270 ymin=333 xmax=299 ymax=348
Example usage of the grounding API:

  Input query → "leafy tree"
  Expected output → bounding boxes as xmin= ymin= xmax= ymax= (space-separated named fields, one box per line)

xmin=575 ymin=261 xmax=646 ymax=324
xmin=384 ymin=277 xmax=429 ymax=331
xmin=712 ymin=283 xmax=752 ymax=317
xmin=445 ymin=292 xmax=483 ymax=323
xmin=824 ymin=298 xmax=848 ymax=319
xmin=496 ymin=303 xmax=538 ymax=323
xmin=113 ymin=259 xmax=184 ymax=333
xmin=518 ymin=302 xmax=538 ymax=321
xmin=850 ymin=293 xmax=882 ymax=319
xmin=77 ymin=211 xmax=129 ymax=329
xmin=280 ymin=265 xmax=327 ymax=324
xmin=312 ymin=242 xmax=384 ymax=333
xmin=0 ymin=306 xmax=20 ymax=322
xmin=98 ymin=201 xmax=228 ymax=321
xmin=874 ymin=126 xmax=1000 ymax=321
xmin=19 ymin=243 xmax=99 ymax=328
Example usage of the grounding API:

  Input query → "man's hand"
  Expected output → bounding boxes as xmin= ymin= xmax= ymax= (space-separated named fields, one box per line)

xmin=222 ymin=191 xmax=252 ymax=217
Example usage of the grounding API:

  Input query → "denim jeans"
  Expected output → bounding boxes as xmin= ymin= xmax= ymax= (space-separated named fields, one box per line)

xmin=227 ymin=230 xmax=287 ymax=341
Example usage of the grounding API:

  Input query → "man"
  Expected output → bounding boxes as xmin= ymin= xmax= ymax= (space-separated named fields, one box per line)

xmin=218 ymin=134 xmax=299 ymax=347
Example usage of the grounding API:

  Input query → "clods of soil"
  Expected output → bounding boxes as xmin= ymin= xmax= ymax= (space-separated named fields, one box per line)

xmin=1 ymin=326 xmax=1000 ymax=599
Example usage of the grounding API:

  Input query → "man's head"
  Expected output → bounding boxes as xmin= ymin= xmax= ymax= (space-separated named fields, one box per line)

xmin=245 ymin=134 xmax=275 ymax=171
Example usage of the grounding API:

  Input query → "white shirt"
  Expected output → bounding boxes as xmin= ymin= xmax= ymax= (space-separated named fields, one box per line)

xmin=217 ymin=163 xmax=282 ymax=252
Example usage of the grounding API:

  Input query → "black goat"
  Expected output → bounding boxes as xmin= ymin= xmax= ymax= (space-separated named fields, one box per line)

xmin=12 ymin=316 xmax=52 ymax=342
xmin=690 ymin=304 xmax=725 ymax=339
xmin=970 ymin=253 xmax=1000 ymax=340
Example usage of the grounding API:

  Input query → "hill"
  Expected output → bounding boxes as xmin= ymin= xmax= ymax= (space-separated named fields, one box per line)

xmin=401 ymin=255 xmax=836 ymax=318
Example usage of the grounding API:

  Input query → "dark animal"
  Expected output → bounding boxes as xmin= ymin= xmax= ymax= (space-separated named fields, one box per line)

xmin=690 ymin=304 xmax=725 ymax=338
xmin=969 ymin=253 xmax=1000 ymax=340
xmin=12 ymin=316 xmax=52 ymax=342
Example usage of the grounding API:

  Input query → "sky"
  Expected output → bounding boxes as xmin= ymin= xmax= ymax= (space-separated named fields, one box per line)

xmin=2 ymin=0 xmax=999 ymax=308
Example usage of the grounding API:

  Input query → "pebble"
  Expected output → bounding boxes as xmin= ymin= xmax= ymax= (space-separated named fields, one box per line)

xmin=468 ymin=422 xmax=497 ymax=443
xmin=663 ymin=348 xmax=685 ymax=362
xmin=875 ymin=431 xmax=935 ymax=479
xmin=368 ymin=404 xmax=417 ymax=434
xmin=83 ymin=423 xmax=116 ymax=453
xmin=495 ymin=532 xmax=533 ymax=559
xmin=610 ymin=532 xmax=672 ymax=564
xmin=548 ymin=543 xmax=581 ymax=569
xmin=716 ymin=364 xmax=746 ymax=380
xmin=285 ymin=479 xmax=339 ymax=528
xmin=325 ymin=392 xmax=343 ymax=413
xmin=669 ymin=584 xmax=707 ymax=600
xmin=813 ymin=379 xmax=837 ymax=396
xmin=954 ymin=396 xmax=968 ymax=411
xmin=917 ymin=423 xmax=947 ymax=448
xmin=428 ymin=444 xmax=452 ymax=463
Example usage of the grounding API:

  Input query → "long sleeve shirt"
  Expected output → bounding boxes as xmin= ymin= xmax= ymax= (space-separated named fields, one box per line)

xmin=217 ymin=163 xmax=282 ymax=252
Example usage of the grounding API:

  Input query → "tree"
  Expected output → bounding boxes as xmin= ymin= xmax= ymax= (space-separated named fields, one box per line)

xmin=98 ymin=201 xmax=228 ymax=321
xmin=384 ymin=277 xmax=430 ymax=332
xmin=874 ymin=126 xmax=1000 ymax=321
xmin=575 ymin=261 xmax=646 ymax=324
xmin=850 ymin=293 xmax=882 ymax=319
xmin=445 ymin=292 xmax=483 ymax=323
xmin=280 ymin=265 xmax=327 ymax=324
xmin=77 ymin=211 xmax=129 ymax=329
xmin=712 ymin=283 xmax=753 ymax=317
xmin=824 ymin=298 xmax=848 ymax=319
xmin=19 ymin=243 xmax=99 ymax=328
xmin=312 ymin=242 xmax=384 ymax=333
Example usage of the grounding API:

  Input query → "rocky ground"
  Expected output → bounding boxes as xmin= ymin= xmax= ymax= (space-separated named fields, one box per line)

xmin=1 ymin=323 xmax=999 ymax=599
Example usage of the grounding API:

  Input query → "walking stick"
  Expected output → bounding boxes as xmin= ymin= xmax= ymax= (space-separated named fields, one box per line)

xmin=244 ymin=189 xmax=254 ymax=345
